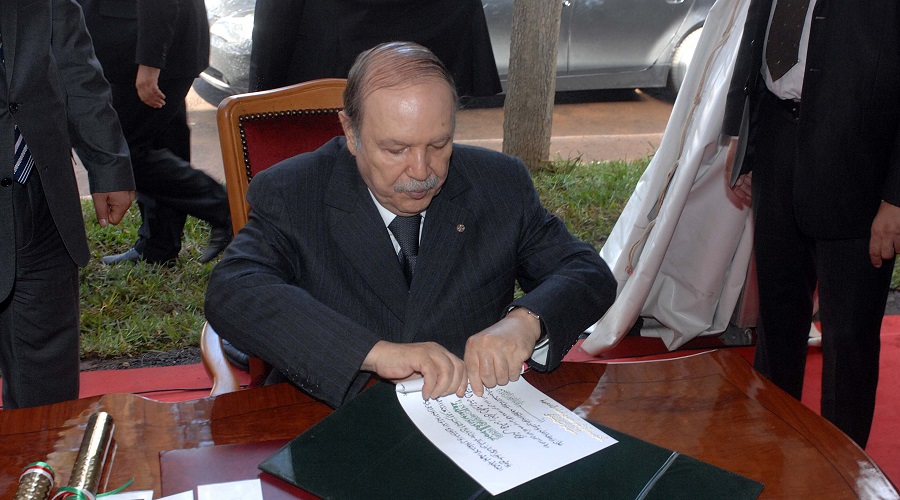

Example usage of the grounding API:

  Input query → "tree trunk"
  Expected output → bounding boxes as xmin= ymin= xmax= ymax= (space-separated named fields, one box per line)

xmin=502 ymin=0 xmax=563 ymax=171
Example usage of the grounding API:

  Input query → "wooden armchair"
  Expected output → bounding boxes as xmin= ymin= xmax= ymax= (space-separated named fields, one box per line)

xmin=202 ymin=78 xmax=346 ymax=396
xmin=217 ymin=78 xmax=348 ymax=234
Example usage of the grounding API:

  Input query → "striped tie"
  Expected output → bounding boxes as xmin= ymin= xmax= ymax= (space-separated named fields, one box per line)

xmin=1 ymin=33 xmax=32 ymax=184
xmin=13 ymin=126 xmax=33 ymax=183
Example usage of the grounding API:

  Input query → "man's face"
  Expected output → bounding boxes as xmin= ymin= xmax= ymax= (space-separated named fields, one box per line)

xmin=341 ymin=80 xmax=455 ymax=216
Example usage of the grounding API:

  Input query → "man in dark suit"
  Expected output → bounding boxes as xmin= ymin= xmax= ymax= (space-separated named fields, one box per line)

xmin=0 ymin=0 xmax=135 ymax=409
xmin=206 ymin=42 xmax=615 ymax=408
xmin=723 ymin=0 xmax=900 ymax=446
xmin=81 ymin=0 xmax=232 ymax=265
xmin=248 ymin=0 xmax=501 ymax=97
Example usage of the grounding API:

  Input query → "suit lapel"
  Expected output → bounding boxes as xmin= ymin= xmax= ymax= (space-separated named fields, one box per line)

xmin=402 ymin=155 xmax=473 ymax=342
xmin=325 ymin=146 xmax=410 ymax=324
xmin=324 ymin=143 xmax=475 ymax=342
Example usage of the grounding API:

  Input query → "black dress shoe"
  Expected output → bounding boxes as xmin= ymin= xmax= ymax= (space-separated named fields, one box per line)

xmin=101 ymin=247 xmax=177 ymax=267
xmin=200 ymin=226 xmax=233 ymax=263
xmin=100 ymin=247 xmax=142 ymax=265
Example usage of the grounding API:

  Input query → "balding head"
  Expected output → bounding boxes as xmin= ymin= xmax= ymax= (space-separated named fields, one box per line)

xmin=343 ymin=42 xmax=459 ymax=135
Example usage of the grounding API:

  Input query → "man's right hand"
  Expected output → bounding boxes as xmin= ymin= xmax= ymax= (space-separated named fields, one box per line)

xmin=136 ymin=64 xmax=166 ymax=108
xmin=361 ymin=340 xmax=468 ymax=400
xmin=91 ymin=190 xmax=135 ymax=226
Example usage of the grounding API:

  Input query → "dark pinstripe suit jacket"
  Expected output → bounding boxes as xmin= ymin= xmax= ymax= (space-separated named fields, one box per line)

xmin=206 ymin=137 xmax=615 ymax=407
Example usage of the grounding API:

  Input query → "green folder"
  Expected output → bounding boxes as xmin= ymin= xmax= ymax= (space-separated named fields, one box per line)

xmin=259 ymin=382 xmax=763 ymax=499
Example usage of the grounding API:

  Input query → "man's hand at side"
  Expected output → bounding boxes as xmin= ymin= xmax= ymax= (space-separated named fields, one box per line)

xmin=464 ymin=307 xmax=541 ymax=397
xmin=136 ymin=64 xmax=165 ymax=108
xmin=724 ymin=135 xmax=752 ymax=207
xmin=91 ymin=190 xmax=135 ymax=227
xmin=870 ymin=201 xmax=900 ymax=268
xmin=361 ymin=340 xmax=467 ymax=400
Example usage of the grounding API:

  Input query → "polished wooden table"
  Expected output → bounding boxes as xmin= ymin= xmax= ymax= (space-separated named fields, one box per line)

xmin=0 ymin=349 xmax=896 ymax=498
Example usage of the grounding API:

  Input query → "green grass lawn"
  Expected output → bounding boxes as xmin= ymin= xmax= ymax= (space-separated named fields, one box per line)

xmin=79 ymin=156 xmax=900 ymax=359
xmin=81 ymin=201 xmax=214 ymax=359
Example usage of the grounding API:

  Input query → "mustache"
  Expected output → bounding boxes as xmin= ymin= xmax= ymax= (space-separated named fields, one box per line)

xmin=394 ymin=174 xmax=439 ymax=193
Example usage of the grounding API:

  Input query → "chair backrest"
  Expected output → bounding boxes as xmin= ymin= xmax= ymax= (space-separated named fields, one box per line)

xmin=217 ymin=78 xmax=347 ymax=234
xmin=205 ymin=79 xmax=346 ymax=395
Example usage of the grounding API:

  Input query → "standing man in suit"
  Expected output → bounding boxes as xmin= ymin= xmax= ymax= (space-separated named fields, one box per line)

xmin=723 ymin=0 xmax=900 ymax=446
xmin=0 ymin=0 xmax=135 ymax=409
xmin=206 ymin=42 xmax=615 ymax=408
xmin=247 ymin=0 xmax=501 ymax=97
xmin=81 ymin=0 xmax=232 ymax=265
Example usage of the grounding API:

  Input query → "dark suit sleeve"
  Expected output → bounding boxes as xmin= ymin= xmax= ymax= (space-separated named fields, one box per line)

xmin=722 ymin=0 xmax=769 ymax=137
xmin=503 ymin=160 xmax=616 ymax=372
xmin=883 ymin=24 xmax=900 ymax=208
xmin=205 ymin=167 xmax=381 ymax=408
xmin=888 ymin=126 xmax=900 ymax=207
xmin=135 ymin=0 xmax=179 ymax=70
xmin=53 ymin=0 xmax=134 ymax=193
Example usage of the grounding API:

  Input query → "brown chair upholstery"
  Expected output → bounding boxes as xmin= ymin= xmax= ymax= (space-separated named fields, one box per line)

xmin=202 ymin=78 xmax=347 ymax=395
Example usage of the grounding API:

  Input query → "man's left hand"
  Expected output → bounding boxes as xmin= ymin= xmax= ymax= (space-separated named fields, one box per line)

xmin=870 ymin=201 xmax=900 ymax=268
xmin=91 ymin=190 xmax=135 ymax=226
xmin=464 ymin=308 xmax=541 ymax=397
xmin=724 ymin=136 xmax=752 ymax=207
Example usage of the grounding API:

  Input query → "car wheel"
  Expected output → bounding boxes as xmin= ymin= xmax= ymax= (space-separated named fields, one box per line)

xmin=667 ymin=27 xmax=703 ymax=96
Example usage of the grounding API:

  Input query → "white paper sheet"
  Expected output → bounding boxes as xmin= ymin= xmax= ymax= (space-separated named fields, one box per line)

xmin=158 ymin=492 xmax=194 ymax=500
xmin=197 ymin=479 xmax=263 ymax=500
xmin=397 ymin=378 xmax=616 ymax=495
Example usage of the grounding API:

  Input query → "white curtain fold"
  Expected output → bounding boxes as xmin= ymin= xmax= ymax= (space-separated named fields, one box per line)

xmin=582 ymin=0 xmax=754 ymax=355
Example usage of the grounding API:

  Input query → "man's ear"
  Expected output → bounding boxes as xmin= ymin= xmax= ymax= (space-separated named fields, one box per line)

xmin=339 ymin=111 xmax=358 ymax=156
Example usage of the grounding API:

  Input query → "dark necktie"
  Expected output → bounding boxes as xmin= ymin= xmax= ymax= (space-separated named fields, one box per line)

xmin=766 ymin=0 xmax=812 ymax=81
xmin=0 ymin=34 xmax=33 ymax=184
xmin=388 ymin=214 xmax=421 ymax=286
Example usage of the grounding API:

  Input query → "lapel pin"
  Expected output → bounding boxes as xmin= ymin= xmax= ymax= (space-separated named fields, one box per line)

xmin=456 ymin=224 xmax=465 ymax=233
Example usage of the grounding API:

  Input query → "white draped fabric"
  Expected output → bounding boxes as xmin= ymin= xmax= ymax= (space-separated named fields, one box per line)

xmin=582 ymin=0 xmax=754 ymax=355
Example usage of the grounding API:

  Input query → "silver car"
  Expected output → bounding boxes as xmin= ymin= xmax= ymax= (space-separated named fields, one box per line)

xmin=202 ymin=0 xmax=712 ymax=97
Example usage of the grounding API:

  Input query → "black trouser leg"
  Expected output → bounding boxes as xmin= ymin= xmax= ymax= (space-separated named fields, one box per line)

xmin=816 ymin=238 xmax=891 ymax=447
xmin=751 ymin=94 xmax=816 ymax=399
